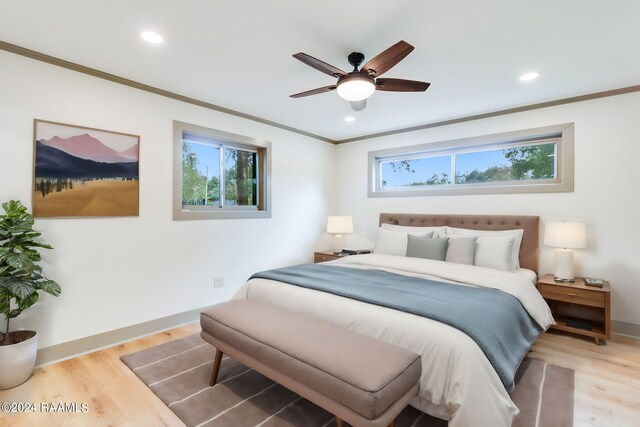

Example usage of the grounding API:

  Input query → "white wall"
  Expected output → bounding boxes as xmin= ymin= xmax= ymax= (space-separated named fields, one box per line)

xmin=336 ymin=92 xmax=640 ymax=327
xmin=0 ymin=51 xmax=336 ymax=349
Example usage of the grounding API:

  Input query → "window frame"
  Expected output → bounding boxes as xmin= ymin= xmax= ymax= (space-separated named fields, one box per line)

xmin=173 ymin=121 xmax=271 ymax=220
xmin=368 ymin=123 xmax=574 ymax=197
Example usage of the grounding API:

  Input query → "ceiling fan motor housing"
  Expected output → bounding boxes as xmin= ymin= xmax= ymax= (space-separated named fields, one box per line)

xmin=347 ymin=52 xmax=365 ymax=70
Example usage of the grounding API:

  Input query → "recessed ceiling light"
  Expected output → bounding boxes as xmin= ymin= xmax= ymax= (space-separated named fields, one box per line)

xmin=519 ymin=72 xmax=539 ymax=81
xmin=344 ymin=116 xmax=356 ymax=122
xmin=141 ymin=31 xmax=163 ymax=44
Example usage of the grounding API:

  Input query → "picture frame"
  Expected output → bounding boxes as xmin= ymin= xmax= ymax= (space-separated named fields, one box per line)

xmin=32 ymin=119 xmax=140 ymax=217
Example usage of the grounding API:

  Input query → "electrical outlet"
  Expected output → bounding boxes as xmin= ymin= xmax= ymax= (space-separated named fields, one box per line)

xmin=214 ymin=277 xmax=224 ymax=288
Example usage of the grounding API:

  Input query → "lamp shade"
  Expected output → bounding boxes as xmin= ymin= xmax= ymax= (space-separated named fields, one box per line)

xmin=336 ymin=78 xmax=376 ymax=101
xmin=544 ymin=222 xmax=587 ymax=249
xmin=326 ymin=216 xmax=353 ymax=234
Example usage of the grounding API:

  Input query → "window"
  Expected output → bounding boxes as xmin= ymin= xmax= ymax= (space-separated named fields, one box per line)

xmin=173 ymin=121 xmax=271 ymax=219
xmin=369 ymin=123 xmax=573 ymax=197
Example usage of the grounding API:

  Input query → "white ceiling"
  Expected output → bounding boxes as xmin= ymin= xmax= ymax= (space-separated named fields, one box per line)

xmin=1 ymin=0 xmax=639 ymax=141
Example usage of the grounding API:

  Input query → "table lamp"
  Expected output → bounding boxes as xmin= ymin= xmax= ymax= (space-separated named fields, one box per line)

xmin=544 ymin=221 xmax=587 ymax=282
xmin=326 ymin=216 xmax=353 ymax=254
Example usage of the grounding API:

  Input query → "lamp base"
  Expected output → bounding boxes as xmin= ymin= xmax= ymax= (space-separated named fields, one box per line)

xmin=332 ymin=234 xmax=345 ymax=254
xmin=554 ymin=249 xmax=575 ymax=282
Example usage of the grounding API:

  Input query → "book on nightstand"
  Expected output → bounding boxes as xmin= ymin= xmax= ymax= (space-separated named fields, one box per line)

xmin=565 ymin=317 xmax=593 ymax=331
xmin=584 ymin=278 xmax=604 ymax=288
xmin=340 ymin=249 xmax=371 ymax=255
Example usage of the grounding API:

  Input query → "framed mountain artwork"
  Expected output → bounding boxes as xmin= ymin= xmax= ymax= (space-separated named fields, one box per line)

xmin=33 ymin=120 xmax=140 ymax=217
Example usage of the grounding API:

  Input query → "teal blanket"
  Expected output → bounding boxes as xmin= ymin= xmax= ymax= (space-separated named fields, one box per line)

xmin=250 ymin=263 xmax=542 ymax=391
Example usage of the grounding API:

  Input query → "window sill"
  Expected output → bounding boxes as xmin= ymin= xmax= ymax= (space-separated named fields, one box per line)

xmin=370 ymin=179 xmax=572 ymax=197
xmin=173 ymin=209 xmax=271 ymax=220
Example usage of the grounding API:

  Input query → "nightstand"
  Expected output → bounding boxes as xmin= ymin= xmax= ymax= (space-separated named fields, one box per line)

xmin=313 ymin=251 xmax=344 ymax=263
xmin=313 ymin=250 xmax=371 ymax=263
xmin=536 ymin=274 xmax=611 ymax=345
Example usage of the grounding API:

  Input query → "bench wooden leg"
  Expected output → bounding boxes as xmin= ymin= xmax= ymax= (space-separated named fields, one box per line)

xmin=388 ymin=420 xmax=396 ymax=427
xmin=209 ymin=349 xmax=224 ymax=386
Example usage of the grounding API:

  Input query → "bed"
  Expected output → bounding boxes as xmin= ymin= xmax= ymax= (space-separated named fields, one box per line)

xmin=233 ymin=213 xmax=554 ymax=427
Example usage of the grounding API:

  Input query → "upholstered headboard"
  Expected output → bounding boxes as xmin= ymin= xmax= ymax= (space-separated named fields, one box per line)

xmin=379 ymin=213 xmax=540 ymax=273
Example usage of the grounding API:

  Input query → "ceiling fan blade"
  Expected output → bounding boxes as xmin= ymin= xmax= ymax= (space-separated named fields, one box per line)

xmin=293 ymin=53 xmax=346 ymax=77
xmin=350 ymin=99 xmax=367 ymax=111
xmin=290 ymin=85 xmax=337 ymax=98
xmin=361 ymin=41 xmax=414 ymax=77
xmin=376 ymin=78 xmax=430 ymax=92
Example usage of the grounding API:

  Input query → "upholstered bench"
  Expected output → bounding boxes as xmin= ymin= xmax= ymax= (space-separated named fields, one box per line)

xmin=200 ymin=300 xmax=421 ymax=427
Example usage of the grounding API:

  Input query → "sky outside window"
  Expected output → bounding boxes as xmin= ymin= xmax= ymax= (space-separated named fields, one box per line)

xmin=380 ymin=155 xmax=451 ymax=187
xmin=185 ymin=140 xmax=221 ymax=178
xmin=456 ymin=150 xmax=510 ymax=175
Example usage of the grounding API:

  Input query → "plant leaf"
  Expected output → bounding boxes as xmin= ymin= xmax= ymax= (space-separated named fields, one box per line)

xmin=13 ymin=231 xmax=41 ymax=241
xmin=5 ymin=252 xmax=35 ymax=272
xmin=17 ymin=291 xmax=38 ymax=310
xmin=40 ymin=280 xmax=62 ymax=297
xmin=24 ymin=241 xmax=53 ymax=250
xmin=8 ymin=308 xmax=22 ymax=318
xmin=2 ymin=200 xmax=28 ymax=217
xmin=5 ymin=279 xmax=35 ymax=299
xmin=8 ymin=217 xmax=34 ymax=234
xmin=21 ymin=249 xmax=42 ymax=262
xmin=0 ymin=247 xmax=11 ymax=262
xmin=0 ymin=286 xmax=9 ymax=313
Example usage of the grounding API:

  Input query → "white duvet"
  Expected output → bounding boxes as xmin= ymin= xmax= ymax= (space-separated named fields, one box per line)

xmin=233 ymin=254 xmax=554 ymax=427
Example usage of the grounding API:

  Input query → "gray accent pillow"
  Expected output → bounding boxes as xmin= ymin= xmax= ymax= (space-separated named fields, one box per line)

xmin=406 ymin=235 xmax=449 ymax=261
xmin=444 ymin=236 xmax=478 ymax=265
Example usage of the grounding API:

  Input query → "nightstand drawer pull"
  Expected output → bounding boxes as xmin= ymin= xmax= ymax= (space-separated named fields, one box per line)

xmin=567 ymin=293 xmax=576 ymax=296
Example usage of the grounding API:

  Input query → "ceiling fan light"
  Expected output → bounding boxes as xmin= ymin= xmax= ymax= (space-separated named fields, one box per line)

xmin=337 ymin=78 xmax=376 ymax=101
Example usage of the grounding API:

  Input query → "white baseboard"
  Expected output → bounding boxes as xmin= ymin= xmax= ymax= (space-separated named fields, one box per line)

xmin=35 ymin=307 xmax=205 ymax=367
xmin=612 ymin=320 xmax=640 ymax=339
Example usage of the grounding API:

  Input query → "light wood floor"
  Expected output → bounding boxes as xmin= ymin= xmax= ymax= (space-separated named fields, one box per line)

xmin=0 ymin=324 xmax=638 ymax=427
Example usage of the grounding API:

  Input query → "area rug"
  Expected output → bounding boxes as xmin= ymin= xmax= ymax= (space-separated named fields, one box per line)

xmin=121 ymin=334 xmax=574 ymax=427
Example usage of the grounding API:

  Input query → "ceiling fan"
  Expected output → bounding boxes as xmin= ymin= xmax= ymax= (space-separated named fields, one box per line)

xmin=290 ymin=40 xmax=430 ymax=111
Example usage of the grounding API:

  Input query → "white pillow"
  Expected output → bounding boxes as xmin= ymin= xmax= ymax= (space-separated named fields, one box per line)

xmin=382 ymin=223 xmax=446 ymax=234
xmin=446 ymin=226 xmax=524 ymax=270
xmin=442 ymin=235 xmax=477 ymax=265
xmin=473 ymin=235 xmax=516 ymax=271
xmin=374 ymin=227 xmax=433 ymax=256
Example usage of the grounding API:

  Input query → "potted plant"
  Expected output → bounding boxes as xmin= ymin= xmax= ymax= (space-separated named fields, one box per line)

xmin=0 ymin=200 xmax=61 ymax=389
